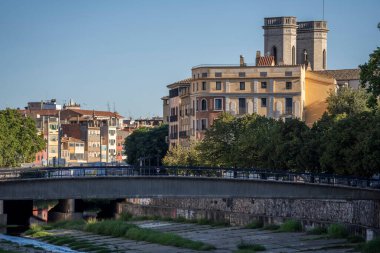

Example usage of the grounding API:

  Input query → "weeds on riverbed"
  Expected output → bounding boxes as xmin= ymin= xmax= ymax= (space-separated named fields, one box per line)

xmin=234 ymin=241 xmax=266 ymax=253
xmin=356 ymin=238 xmax=380 ymax=253
xmin=244 ymin=220 xmax=263 ymax=229
xmin=327 ymin=223 xmax=348 ymax=238
xmin=278 ymin=220 xmax=302 ymax=232
xmin=84 ymin=219 xmax=216 ymax=251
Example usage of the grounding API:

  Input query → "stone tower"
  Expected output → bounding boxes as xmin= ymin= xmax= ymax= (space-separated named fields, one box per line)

xmin=263 ymin=17 xmax=297 ymax=65
xmin=296 ymin=21 xmax=328 ymax=71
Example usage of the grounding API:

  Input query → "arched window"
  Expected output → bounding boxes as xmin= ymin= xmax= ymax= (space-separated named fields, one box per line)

xmin=323 ymin=49 xmax=326 ymax=69
xmin=272 ymin=46 xmax=277 ymax=65
xmin=201 ymin=99 xmax=207 ymax=111
xmin=292 ymin=46 xmax=296 ymax=65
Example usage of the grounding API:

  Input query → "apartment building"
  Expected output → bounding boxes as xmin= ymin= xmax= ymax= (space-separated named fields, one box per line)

xmin=165 ymin=16 xmax=339 ymax=147
xmin=61 ymin=137 xmax=86 ymax=164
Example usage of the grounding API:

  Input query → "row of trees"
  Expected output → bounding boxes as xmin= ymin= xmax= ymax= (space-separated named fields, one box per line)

xmin=163 ymin=87 xmax=380 ymax=177
xmin=0 ymin=109 xmax=45 ymax=167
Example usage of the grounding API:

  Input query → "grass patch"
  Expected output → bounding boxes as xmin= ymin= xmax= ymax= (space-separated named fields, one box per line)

xmin=0 ymin=249 xmax=20 ymax=253
xmin=357 ymin=238 xmax=380 ymax=253
xmin=24 ymin=224 xmax=52 ymax=238
xmin=306 ymin=226 xmax=327 ymax=235
xmin=84 ymin=219 xmax=215 ymax=251
xmin=234 ymin=241 xmax=266 ymax=252
xmin=278 ymin=220 xmax=302 ymax=232
xmin=262 ymin=224 xmax=280 ymax=230
xmin=327 ymin=224 xmax=348 ymax=238
xmin=244 ymin=220 xmax=263 ymax=229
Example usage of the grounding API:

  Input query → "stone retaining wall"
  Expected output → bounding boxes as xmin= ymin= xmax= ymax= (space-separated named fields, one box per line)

xmin=117 ymin=197 xmax=380 ymax=237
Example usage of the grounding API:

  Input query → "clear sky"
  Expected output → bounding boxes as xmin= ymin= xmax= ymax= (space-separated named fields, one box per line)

xmin=0 ymin=0 xmax=379 ymax=118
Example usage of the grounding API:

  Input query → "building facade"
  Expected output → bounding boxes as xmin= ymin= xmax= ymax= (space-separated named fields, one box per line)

xmin=165 ymin=16 xmax=338 ymax=147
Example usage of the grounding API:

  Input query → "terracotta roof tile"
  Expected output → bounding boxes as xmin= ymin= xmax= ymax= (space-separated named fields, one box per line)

xmin=315 ymin=69 xmax=360 ymax=80
xmin=64 ymin=109 xmax=123 ymax=118
xmin=257 ymin=56 xmax=275 ymax=66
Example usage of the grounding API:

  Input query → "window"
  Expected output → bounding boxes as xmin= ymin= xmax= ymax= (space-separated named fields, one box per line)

xmin=201 ymin=119 xmax=207 ymax=130
xmin=323 ymin=49 xmax=326 ymax=69
xmin=202 ymin=82 xmax=206 ymax=90
xmin=109 ymin=139 xmax=116 ymax=145
xmin=240 ymin=82 xmax=245 ymax=90
xmin=285 ymin=71 xmax=292 ymax=77
xmin=109 ymin=130 xmax=116 ymax=135
xmin=260 ymin=72 xmax=267 ymax=77
xmin=215 ymin=72 xmax=222 ymax=77
xmin=214 ymin=98 xmax=222 ymax=110
xmin=292 ymin=46 xmax=295 ymax=65
xmin=201 ymin=99 xmax=207 ymax=111
xmin=272 ymin=46 xmax=277 ymax=65
xmin=286 ymin=82 xmax=292 ymax=90
xmin=239 ymin=72 xmax=246 ymax=77
xmin=239 ymin=98 xmax=246 ymax=114
xmin=216 ymin=81 xmax=222 ymax=90
xmin=261 ymin=82 xmax=267 ymax=89
xmin=202 ymin=72 xmax=208 ymax=78
xmin=286 ymin=98 xmax=293 ymax=114
xmin=261 ymin=98 xmax=267 ymax=107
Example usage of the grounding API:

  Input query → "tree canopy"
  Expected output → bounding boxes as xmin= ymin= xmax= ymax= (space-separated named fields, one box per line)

xmin=360 ymin=47 xmax=380 ymax=108
xmin=326 ymin=87 xmax=370 ymax=116
xmin=124 ymin=124 xmax=168 ymax=166
xmin=0 ymin=109 xmax=45 ymax=167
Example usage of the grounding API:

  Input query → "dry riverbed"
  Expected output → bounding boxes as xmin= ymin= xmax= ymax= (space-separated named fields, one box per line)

xmin=10 ymin=220 xmax=360 ymax=252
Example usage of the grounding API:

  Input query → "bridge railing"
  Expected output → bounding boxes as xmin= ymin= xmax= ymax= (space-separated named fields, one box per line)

xmin=0 ymin=166 xmax=379 ymax=190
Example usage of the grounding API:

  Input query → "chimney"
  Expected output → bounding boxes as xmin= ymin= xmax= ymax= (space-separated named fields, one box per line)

xmin=255 ymin=51 xmax=261 ymax=65
xmin=240 ymin=55 xmax=246 ymax=67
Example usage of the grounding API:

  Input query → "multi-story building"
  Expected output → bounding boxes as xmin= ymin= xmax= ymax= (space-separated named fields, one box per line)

xmin=116 ymin=129 xmax=130 ymax=162
xmin=60 ymin=108 xmax=123 ymax=164
xmin=60 ymin=137 xmax=86 ymax=164
xmin=165 ymin=16 xmax=339 ymax=147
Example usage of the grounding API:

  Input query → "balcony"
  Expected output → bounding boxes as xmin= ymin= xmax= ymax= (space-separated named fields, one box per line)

xmin=179 ymin=131 xmax=189 ymax=138
xmin=169 ymin=115 xmax=178 ymax=122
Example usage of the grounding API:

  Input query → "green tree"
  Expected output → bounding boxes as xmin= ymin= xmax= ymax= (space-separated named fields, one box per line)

xmin=360 ymin=47 xmax=380 ymax=108
xmin=326 ymin=87 xmax=370 ymax=116
xmin=0 ymin=109 xmax=45 ymax=167
xmin=319 ymin=112 xmax=380 ymax=177
xmin=162 ymin=142 xmax=200 ymax=166
xmin=124 ymin=124 xmax=168 ymax=166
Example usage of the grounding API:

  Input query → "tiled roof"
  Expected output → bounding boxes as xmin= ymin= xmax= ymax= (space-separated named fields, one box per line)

xmin=257 ymin=56 xmax=275 ymax=66
xmin=315 ymin=69 xmax=360 ymax=80
xmin=167 ymin=78 xmax=192 ymax=88
xmin=65 ymin=109 xmax=123 ymax=118
xmin=61 ymin=137 xmax=83 ymax=143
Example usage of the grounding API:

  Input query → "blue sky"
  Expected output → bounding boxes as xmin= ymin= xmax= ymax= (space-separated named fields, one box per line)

xmin=0 ymin=0 xmax=379 ymax=118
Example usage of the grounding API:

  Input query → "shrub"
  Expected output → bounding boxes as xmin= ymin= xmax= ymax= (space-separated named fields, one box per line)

xmin=327 ymin=224 xmax=348 ymax=238
xmin=262 ymin=224 xmax=280 ymax=230
xmin=279 ymin=220 xmax=302 ymax=232
xmin=237 ymin=241 xmax=266 ymax=251
xmin=244 ymin=220 xmax=263 ymax=229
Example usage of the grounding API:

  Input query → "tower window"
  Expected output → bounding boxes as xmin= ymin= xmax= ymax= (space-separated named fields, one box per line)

xmin=261 ymin=98 xmax=267 ymax=107
xmin=292 ymin=46 xmax=295 ymax=65
xmin=201 ymin=99 xmax=207 ymax=111
xmin=323 ymin=49 xmax=326 ymax=69
xmin=286 ymin=82 xmax=292 ymax=90
xmin=261 ymin=82 xmax=267 ymax=89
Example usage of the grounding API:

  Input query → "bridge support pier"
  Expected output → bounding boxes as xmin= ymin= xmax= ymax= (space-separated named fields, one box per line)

xmin=0 ymin=200 xmax=33 ymax=226
xmin=48 ymin=199 xmax=84 ymax=222
xmin=0 ymin=200 xmax=7 ymax=226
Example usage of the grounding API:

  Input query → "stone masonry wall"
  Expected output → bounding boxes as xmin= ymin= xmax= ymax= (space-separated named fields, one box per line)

xmin=117 ymin=197 xmax=380 ymax=235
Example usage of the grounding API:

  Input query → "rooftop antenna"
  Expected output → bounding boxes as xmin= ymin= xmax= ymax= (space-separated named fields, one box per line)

xmin=107 ymin=102 xmax=110 ymax=112
xmin=322 ymin=0 xmax=325 ymax=21
xmin=113 ymin=102 xmax=116 ymax=112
